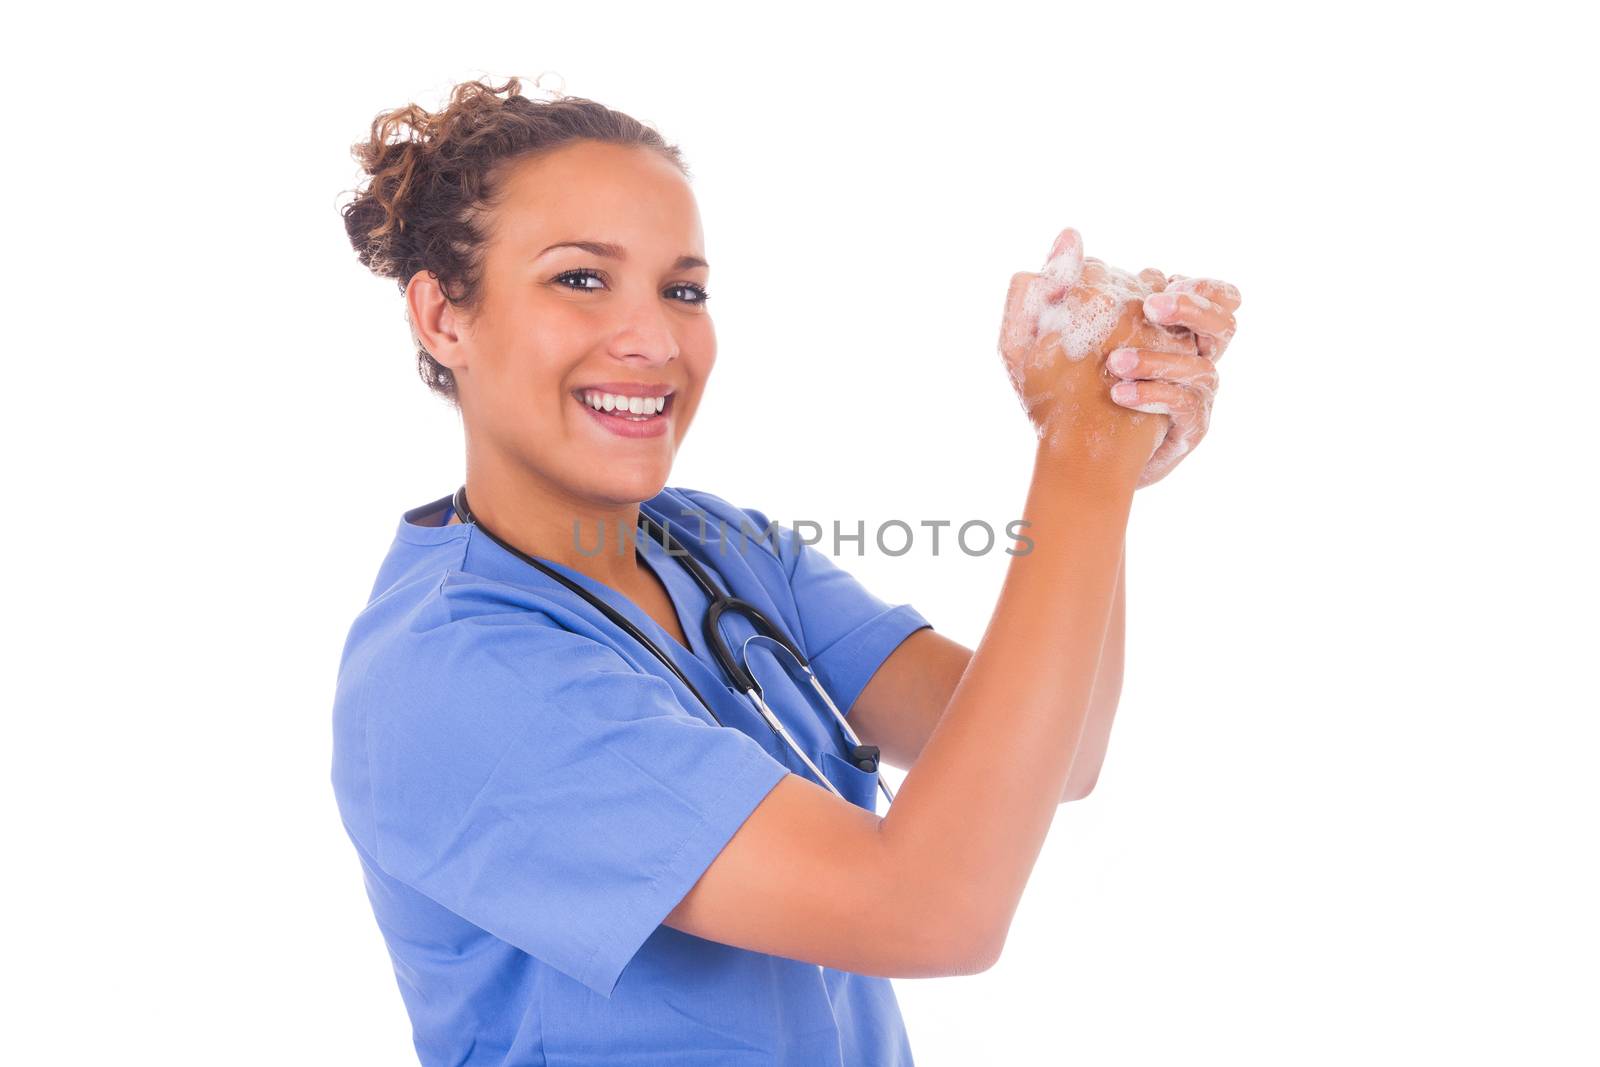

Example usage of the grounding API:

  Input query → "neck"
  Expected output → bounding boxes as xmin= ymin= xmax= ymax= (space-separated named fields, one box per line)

xmin=457 ymin=461 xmax=652 ymax=593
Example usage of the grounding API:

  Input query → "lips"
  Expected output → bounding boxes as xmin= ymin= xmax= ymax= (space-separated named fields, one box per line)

xmin=574 ymin=391 xmax=673 ymax=439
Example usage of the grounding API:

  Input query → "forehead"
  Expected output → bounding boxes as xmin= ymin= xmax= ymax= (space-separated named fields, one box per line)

xmin=488 ymin=141 xmax=703 ymax=259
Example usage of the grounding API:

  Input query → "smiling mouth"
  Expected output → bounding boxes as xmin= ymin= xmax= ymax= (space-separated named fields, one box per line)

xmin=572 ymin=388 xmax=675 ymax=421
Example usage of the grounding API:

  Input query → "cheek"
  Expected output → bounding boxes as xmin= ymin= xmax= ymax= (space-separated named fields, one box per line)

xmin=679 ymin=323 xmax=717 ymax=382
xmin=491 ymin=313 xmax=584 ymax=388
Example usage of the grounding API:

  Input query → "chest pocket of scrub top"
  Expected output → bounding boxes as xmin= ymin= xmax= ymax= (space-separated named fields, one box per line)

xmin=820 ymin=748 xmax=883 ymax=813
xmin=739 ymin=643 xmax=882 ymax=814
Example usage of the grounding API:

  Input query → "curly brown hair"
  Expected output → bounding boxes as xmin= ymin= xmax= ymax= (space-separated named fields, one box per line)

xmin=340 ymin=76 xmax=690 ymax=406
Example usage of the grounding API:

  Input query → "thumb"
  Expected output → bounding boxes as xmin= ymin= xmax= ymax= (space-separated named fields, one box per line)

xmin=999 ymin=270 xmax=1039 ymax=355
xmin=1039 ymin=227 xmax=1085 ymax=300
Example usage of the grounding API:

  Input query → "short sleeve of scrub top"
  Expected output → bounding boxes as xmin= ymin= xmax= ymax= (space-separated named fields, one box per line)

xmin=360 ymin=604 xmax=792 ymax=1001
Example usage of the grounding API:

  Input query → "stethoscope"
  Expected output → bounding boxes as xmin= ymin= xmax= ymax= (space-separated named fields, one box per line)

xmin=450 ymin=486 xmax=895 ymax=805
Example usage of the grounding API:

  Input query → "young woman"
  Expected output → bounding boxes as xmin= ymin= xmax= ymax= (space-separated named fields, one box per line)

xmin=330 ymin=77 xmax=1239 ymax=1066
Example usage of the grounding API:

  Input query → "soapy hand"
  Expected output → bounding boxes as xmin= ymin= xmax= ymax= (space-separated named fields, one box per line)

xmin=997 ymin=227 xmax=1184 ymax=482
xmin=1104 ymin=271 xmax=1241 ymax=488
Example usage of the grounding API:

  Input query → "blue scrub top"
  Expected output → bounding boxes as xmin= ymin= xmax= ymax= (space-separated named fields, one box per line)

xmin=330 ymin=485 xmax=932 ymax=1066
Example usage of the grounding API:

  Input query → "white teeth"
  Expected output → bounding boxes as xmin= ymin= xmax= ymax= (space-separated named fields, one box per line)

xmin=581 ymin=391 xmax=668 ymax=417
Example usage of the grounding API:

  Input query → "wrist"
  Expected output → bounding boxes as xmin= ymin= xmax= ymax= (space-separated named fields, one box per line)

xmin=1032 ymin=439 xmax=1139 ymax=504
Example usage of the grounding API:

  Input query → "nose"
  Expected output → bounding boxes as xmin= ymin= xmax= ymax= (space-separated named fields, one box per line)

xmin=605 ymin=298 xmax=681 ymax=367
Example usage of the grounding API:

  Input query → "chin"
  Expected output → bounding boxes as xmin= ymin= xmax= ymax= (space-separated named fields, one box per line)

xmin=588 ymin=462 xmax=672 ymax=505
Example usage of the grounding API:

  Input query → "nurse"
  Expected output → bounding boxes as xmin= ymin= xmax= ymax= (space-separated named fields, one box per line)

xmin=330 ymin=77 xmax=1240 ymax=1065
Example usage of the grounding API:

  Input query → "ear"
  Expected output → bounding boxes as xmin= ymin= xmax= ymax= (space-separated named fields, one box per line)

xmin=405 ymin=270 xmax=470 ymax=375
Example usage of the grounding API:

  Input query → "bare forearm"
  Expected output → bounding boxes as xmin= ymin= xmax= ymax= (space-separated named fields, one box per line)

xmin=1060 ymin=539 xmax=1126 ymax=801
xmin=876 ymin=441 xmax=1133 ymax=960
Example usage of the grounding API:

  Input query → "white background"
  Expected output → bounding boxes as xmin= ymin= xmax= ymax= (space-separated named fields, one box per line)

xmin=6 ymin=2 xmax=1595 ymax=1063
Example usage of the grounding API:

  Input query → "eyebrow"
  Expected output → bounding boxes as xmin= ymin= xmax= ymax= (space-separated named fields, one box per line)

xmin=536 ymin=240 xmax=708 ymax=272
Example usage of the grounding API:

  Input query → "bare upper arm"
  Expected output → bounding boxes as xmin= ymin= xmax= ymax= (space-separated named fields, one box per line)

xmin=662 ymin=771 xmax=996 ymax=978
xmin=852 ymin=625 xmax=1100 ymax=805
xmin=846 ymin=627 xmax=974 ymax=771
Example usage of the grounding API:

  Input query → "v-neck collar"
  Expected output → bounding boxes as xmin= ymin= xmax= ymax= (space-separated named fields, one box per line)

xmin=637 ymin=504 xmax=736 ymax=670
xmin=624 ymin=519 xmax=759 ymax=731
xmin=635 ymin=530 xmax=711 ymax=665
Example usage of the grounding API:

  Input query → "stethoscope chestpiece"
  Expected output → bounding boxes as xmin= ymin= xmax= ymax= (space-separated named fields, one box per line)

xmin=846 ymin=743 xmax=881 ymax=774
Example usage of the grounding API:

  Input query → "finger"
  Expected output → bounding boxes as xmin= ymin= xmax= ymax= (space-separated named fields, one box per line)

xmin=1149 ymin=323 xmax=1201 ymax=358
xmin=999 ymin=270 xmax=1041 ymax=353
xmin=1142 ymin=291 xmax=1236 ymax=354
xmin=1136 ymin=267 xmax=1167 ymax=292
xmin=1177 ymin=317 xmax=1234 ymax=363
xmin=1138 ymin=416 xmax=1204 ymax=489
xmin=1039 ymin=227 xmax=1085 ymax=302
xmin=1109 ymin=378 xmax=1205 ymax=420
xmin=1114 ymin=381 xmax=1210 ymax=488
xmin=1105 ymin=347 xmax=1219 ymax=397
xmin=1041 ymin=228 xmax=1084 ymax=284
xmin=1165 ymin=275 xmax=1241 ymax=314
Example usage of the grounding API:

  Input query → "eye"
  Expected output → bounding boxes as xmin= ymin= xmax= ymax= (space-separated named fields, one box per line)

xmin=552 ymin=269 xmax=710 ymax=306
xmin=553 ymin=268 xmax=607 ymax=292
xmin=668 ymin=282 xmax=711 ymax=306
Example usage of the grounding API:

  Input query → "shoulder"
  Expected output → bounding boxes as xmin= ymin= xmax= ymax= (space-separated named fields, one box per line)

xmin=352 ymin=573 xmax=643 ymax=741
xmin=386 ymin=573 xmax=626 ymax=678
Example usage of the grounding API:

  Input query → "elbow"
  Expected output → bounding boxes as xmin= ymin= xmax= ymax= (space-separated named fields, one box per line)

xmin=876 ymin=825 xmax=1007 ymax=978
xmin=934 ymin=892 xmax=1014 ymax=976
xmin=1059 ymin=774 xmax=1099 ymax=804
xmin=928 ymin=918 xmax=1003 ymax=977
xmin=885 ymin=876 xmax=1006 ymax=978
xmin=886 ymin=911 xmax=1000 ymax=979
xmin=943 ymin=949 xmax=1001 ymax=978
